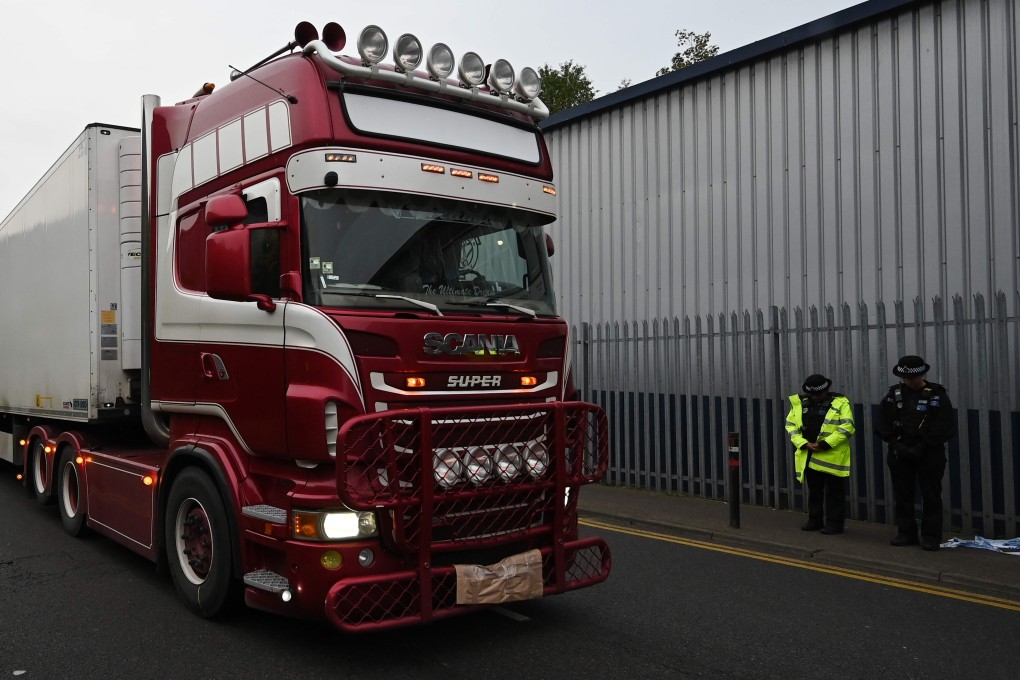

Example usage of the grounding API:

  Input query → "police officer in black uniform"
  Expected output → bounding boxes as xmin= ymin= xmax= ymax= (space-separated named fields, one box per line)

xmin=875 ymin=355 xmax=956 ymax=551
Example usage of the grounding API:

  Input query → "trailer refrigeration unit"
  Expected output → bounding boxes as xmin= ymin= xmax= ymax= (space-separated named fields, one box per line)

xmin=0 ymin=21 xmax=611 ymax=631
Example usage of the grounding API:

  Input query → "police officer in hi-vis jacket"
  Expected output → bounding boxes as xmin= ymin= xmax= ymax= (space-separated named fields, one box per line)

xmin=875 ymin=355 xmax=956 ymax=551
xmin=786 ymin=374 xmax=855 ymax=534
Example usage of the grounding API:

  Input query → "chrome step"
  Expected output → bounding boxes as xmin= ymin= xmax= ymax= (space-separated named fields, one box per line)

xmin=242 ymin=504 xmax=287 ymax=524
xmin=243 ymin=569 xmax=290 ymax=594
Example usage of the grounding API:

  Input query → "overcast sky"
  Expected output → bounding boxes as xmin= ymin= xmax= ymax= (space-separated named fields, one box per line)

xmin=0 ymin=0 xmax=863 ymax=215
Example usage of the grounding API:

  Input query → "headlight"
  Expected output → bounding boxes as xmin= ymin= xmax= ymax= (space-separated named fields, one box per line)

xmin=293 ymin=508 xmax=378 ymax=541
xmin=393 ymin=33 xmax=422 ymax=72
xmin=458 ymin=51 xmax=485 ymax=87
xmin=515 ymin=67 xmax=541 ymax=100
xmin=357 ymin=25 xmax=388 ymax=64
xmin=427 ymin=43 xmax=455 ymax=79
xmin=487 ymin=58 xmax=515 ymax=93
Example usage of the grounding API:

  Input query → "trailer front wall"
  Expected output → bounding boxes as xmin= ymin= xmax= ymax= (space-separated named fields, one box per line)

xmin=0 ymin=126 xmax=135 ymax=426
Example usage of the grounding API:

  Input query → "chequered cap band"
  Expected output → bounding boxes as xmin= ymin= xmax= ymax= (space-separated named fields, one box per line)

xmin=897 ymin=364 xmax=927 ymax=374
xmin=804 ymin=383 xmax=828 ymax=393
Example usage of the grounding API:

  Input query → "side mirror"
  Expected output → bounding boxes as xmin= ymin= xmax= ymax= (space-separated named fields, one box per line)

xmin=206 ymin=194 xmax=248 ymax=229
xmin=545 ymin=233 xmax=555 ymax=257
xmin=206 ymin=228 xmax=252 ymax=301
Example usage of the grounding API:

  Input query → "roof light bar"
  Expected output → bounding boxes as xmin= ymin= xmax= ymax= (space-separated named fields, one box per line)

xmin=299 ymin=24 xmax=549 ymax=119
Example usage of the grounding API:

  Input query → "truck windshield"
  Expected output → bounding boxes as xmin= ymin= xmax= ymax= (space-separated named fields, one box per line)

xmin=300 ymin=189 xmax=557 ymax=316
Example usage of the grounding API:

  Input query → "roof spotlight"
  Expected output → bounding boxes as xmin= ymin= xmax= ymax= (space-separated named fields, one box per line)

xmin=515 ymin=66 xmax=542 ymax=100
xmin=487 ymin=58 xmax=515 ymax=94
xmin=357 ymin=25 xmax=388 ymax=65
xmin=426 ymin=43 xmax=455 ymax=80
xmin=458 ymin=51 xmax=485 ymax=87
xmin=393 ymin=33 xmax=422 ymax=72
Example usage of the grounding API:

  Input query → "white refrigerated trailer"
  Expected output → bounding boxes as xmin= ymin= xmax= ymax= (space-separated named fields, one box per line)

xmin=0 ymin=124 xmax=141 ymax=463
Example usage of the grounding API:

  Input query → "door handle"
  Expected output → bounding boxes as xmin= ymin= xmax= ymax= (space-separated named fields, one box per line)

xmin=200 ymin=353 xmax=230 ymax=381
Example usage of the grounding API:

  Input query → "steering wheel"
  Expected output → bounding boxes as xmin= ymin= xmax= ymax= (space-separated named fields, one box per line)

xmin=459 ymin=268 xmax=486 ymax=282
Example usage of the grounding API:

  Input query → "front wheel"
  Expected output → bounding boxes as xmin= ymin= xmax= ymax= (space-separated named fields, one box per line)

xmin=57 ymin=448 xmax=88 ymax=536
xmin=164 ymin=468 xmax=239 ymax=617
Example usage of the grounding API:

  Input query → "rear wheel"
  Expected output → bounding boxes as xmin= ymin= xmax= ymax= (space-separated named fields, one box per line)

xmin=164 ymin=468 xmax=238 ymax=617
xmin=30 ymin=439 xmax=54 ymax=505
xmin=57 ymin=448 xmax=87 ymax=536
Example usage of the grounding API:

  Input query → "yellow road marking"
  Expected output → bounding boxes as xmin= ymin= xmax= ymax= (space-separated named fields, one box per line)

xmin=580 ymin=518 xmax=1020 ymax=612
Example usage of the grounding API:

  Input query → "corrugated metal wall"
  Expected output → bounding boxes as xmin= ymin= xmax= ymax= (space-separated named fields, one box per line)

xmin=546 ymin=0 xmax=1020 ymax=536
xmin=548 ymin=0 xmax=1019 ymax=332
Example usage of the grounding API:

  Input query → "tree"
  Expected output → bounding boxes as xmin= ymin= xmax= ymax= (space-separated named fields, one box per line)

xmin=538 ymin=61 xmax=597 ymax=115
xmin=657 ymin=29 xmax=720 ymax=76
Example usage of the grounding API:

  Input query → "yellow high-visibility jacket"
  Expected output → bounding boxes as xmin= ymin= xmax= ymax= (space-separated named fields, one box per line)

xmin=786 ymin=393 xmax=855 ymax=483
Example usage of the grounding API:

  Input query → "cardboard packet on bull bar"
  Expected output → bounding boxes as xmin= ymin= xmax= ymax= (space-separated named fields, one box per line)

xmin=454 ymin=549 xmax=544 ymax=605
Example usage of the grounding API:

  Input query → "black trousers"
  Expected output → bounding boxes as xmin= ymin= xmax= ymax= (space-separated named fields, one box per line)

xmin=888 ymin=446 xmax=947 ymax=542
xmin=804 ymin=466 xmax=846 ymax=530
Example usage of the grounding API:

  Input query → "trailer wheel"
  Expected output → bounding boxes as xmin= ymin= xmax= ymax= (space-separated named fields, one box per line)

xmin=57 ymin=449 xmax=87 ymax=536
xmin=30 ymin=439 xmax=54 ymax=505
xmin=164 ymin=468 xmax=238 ymax=617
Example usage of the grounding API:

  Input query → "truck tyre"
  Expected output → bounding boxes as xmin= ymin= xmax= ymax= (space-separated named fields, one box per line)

xmin=57 ymin=448 xmax=88 ymax=536
xmin=164 ymin=468 xmax=238 ymax=617
xmin=30 ymin=439 xmax=54 ymax=506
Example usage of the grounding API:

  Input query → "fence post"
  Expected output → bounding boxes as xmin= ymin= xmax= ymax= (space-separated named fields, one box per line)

xmin=728 ymin=432 xmax=741 ymax=528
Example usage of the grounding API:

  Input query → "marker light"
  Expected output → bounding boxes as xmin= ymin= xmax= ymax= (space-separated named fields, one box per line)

xmin=427 ymin=43 xmax=455 ymax=79
xmin=44 ymin=445 xmax=53 ymax=454
xmin=421 ymin=163 xmax=445 ymax=174
xmin=19 ymin=439 xmax=26 ymax=446
xmin=393 ymin=33 xmax=423 ymax=72
xmin=143 ymin=475 xmax=154 ymax=486
xmin=357 ymin=25 xmax=388 ymax=64
xmin=520 ymin=376 xmax=538 ymax=387
xmin=451 ymin=169 xmax=473 ymax=178
xmin=478 ymin=173 xmax=499 ymax=183
xmin=406 ymin=377 xmax=426 ymax=388
xmin=516 ymin=67 xmax=542 ymax=100
xmin=543 ymin=186 xmax=557 ymax=196
xmin=16 ymin=474 xmax=23 ymax=481
xmin=487 ymin=59 xmax=515 ymax=93
xmin=75 ymin=456 xmax=84 ymax=465
xmin=458 ymin=51 xmax=485 ymax=86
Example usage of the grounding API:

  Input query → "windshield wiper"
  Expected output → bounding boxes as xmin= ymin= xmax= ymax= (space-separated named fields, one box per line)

xmin=322 ymin=289 xmax=443 ymax=316
xmin=447 ymin=297 xmax=537 ymax=318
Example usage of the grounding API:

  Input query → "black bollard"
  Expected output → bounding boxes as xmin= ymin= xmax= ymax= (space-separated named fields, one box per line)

xmin=727 ymin=432 xmax=740 ymax=528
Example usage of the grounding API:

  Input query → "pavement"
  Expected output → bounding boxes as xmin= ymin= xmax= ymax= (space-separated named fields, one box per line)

xmin=577 ymin=483 xmax=1020 ymax=602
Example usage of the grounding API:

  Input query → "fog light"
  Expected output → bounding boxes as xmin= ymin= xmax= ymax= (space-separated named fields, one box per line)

xmin=320 ymin=550 xmax=343 ymax=571
xmin=495 ymin=443 xmax=522 ymax=481
xmin=463 ymin=446 xmax=493 ymax=485
xmin=358 ymin=549 xmax=375 ymax=568
xmin=434 ymin=448 xmax=463 ymax=488
xmin=524 ymin=441 xmax=550 ymax=478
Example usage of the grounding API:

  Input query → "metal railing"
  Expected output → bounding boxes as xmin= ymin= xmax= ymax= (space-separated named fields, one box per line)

xmin=572 ymin=292 xmax=1020 ymax=538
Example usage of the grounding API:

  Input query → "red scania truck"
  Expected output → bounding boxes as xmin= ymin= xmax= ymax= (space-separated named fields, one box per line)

xmin=0 ymin=21 xmax=610 ymax=631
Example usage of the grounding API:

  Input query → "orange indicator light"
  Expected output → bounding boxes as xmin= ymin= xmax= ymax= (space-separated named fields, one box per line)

xmin=293 ymin=512 xmax=320 ymax=539
xmin=520 ymin=376 xmax=538 ymax=387
xmin=16 ymin=474 xmax=23 ymax=481
xmin=75 ymin=456 xmax=84 ymax=465
xmin=421 ymin=163 xmax=445 ymax=174
xmin=478 ymin=173 xmax=499 ymax=183
xmin=543 ymin=186 xmax=557 ymax=196
xmin=451 ymin=168 xmax=473 ymax=178
xmin=406 ymin=377 xmax=426 ymax=388
xmin=325 ymin=153 xmax=357 ymax=163
xmin=18 ymin=439 xmax=26 ymax=446
xmin=44 ymin=445 xmax=53 ymax=454
xmin=143 ymin=475 xmax=155 ymax=486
